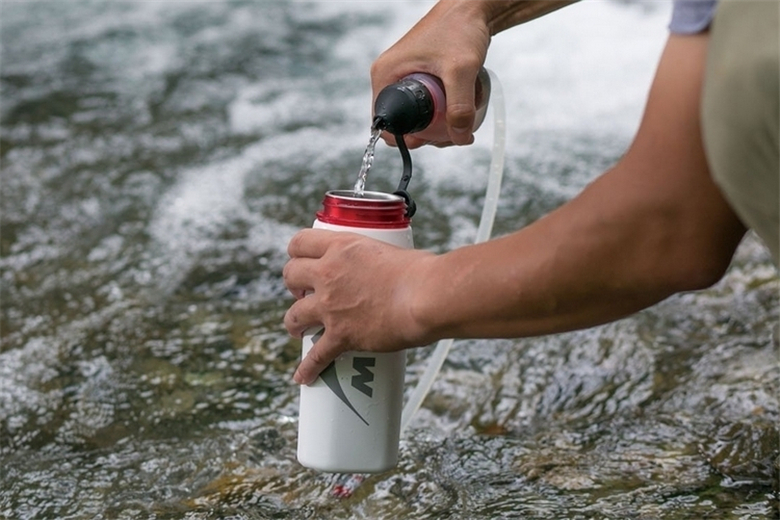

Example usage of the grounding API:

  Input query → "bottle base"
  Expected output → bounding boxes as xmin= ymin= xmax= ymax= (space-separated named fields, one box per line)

xmin=297 ymin=453 xmax=397 ymax=474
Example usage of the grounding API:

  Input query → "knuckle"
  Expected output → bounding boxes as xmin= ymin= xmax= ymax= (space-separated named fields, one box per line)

xmin=332 ymin=232 xmax=354 ymax=246
xmin=287 ymin=232 xmax=303 ymax=257
xmin=447 ymin=51 xmax=482 ymax=73
xmin=370 ymin=51 xmax=395 ymax=80
xmin=282 ymin=260 xmax=293 ymax=284
xmin=459 ymin=54 xmax=483 ymax=72
xmin=447 ymin=102 xmax=474 ymax=118
xmin=369 ymin=59 xmax=383 ymax=80
xmin=306 ymin=345 xmax=329 ymax=367
xmin=283 ymin=308 xmax=298 ymax=329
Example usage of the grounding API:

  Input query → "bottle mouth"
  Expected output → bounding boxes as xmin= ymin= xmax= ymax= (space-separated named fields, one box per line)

xmin=317 ymin=190 xmax=410 ymax=228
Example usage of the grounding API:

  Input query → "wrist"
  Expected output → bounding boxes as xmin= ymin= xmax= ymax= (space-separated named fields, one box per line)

xmin=403 ymin=247 xmax=482 ymax=345
xmin=432 ymin=0 xmax=494 ymax=32
xmin=482 ymin=0 xmax=579 ymax=35
xmin=399 ymin=252 xmax=450 ymax=346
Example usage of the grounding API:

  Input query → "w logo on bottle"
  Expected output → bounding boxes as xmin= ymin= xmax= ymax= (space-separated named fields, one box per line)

xmin=351 ymin=357 xmax=375 ymax=397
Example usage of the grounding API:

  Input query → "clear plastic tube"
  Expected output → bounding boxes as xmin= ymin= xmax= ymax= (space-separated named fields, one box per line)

xmin=400 ymin=68 xmax=507 ymax=435
xmin=329 ymin=70 xmax=506 ymax=499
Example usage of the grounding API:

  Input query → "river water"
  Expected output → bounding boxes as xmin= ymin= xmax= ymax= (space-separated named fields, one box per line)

xmin=1 ymin=1 xmax=777 ymax=519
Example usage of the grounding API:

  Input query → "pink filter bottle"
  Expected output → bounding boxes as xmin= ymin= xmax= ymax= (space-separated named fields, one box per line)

xmin=372 ymin=67 xmax=491 ymax=144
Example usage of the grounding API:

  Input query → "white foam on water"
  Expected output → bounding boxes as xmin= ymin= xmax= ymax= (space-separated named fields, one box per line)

xmin=146 ymin=129 xmax=346 ymax=293
xmin=226 ymin=2 xmax=431 ymax=151
xmin=147 ymin=154 xmax=256 ymax=292
xmin=487 ymin=0 xmax=671 ymax=134
xmin=0 ymin=338 xmax=62 ymax=437
xmin=229 ymin=79 xmax=326 ymax=136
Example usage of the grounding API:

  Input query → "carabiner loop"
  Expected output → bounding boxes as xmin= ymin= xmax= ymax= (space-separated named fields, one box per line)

xmin=392 ymin=133 xmax=416 ymax=218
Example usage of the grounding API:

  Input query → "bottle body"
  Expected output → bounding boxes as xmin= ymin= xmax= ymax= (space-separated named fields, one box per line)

xmin=297 ymin=190 xmax=413 ymax=473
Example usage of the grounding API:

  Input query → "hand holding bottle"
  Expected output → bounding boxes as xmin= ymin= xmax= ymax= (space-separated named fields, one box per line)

xmin=284 ymin=228 xmax=435 ymax=386
xmin=370 ymin=0 xmax=492 ymax=148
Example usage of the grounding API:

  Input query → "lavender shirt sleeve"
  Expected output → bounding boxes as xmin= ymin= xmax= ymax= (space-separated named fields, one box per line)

xmin=669 ymin=0 xmax=719 ymax=34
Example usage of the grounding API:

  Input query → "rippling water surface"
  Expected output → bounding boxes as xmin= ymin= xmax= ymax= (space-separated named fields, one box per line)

xmin=1 ymin=1 xmax=778 ymax=519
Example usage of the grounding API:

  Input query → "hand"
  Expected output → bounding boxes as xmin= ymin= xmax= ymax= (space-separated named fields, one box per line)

xmin=370 ymin=0 xmax=492 ymax=149
xmin=283 ymin=229 xmax=435 ymax=385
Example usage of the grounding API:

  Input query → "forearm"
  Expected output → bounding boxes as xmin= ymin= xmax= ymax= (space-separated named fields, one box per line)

xmin=411 ymin=167 xmax=741 ymax=342
xmin=406 ymin=34 xmax=746 ymax=344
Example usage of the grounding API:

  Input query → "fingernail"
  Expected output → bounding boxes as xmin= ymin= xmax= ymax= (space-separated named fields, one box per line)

xmin=293 ymin=371 xmax=304 ymax=385
xmin=452 ymin=126 xmax=469 ymax=135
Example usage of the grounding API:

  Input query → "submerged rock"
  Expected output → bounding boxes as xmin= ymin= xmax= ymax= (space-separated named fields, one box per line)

xmin=699 ymin=419 xmax=779 ymax=487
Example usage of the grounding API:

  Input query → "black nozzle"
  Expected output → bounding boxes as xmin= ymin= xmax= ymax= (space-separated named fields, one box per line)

xmin=373 ymin=78 xmax=434 ymax=135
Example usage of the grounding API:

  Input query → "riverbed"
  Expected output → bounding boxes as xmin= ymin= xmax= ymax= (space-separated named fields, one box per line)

xmin=1 ymin=1 xmax=777 ymax=518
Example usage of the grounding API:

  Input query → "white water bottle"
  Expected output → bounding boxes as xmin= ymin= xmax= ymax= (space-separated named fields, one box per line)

xmin=297 ymin=190 xmax=413 ymax=473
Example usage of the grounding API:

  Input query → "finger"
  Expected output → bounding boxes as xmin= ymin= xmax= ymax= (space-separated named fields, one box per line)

xmin=381 ymin=131 xmax=397 ymax=146
xmin=282 ymin=257 xmax=318 ymax=299
xmin=441 ymin=67 xmax=478 ymax=145
xmin=380 ymin=131 xmax=427 ymax=150
xmin=287 ymin=228 xmax=337 ymax=259
xmin=404 ymin=135 xmax=428 ymax=149
xmin=293 ymin=332 xmax=344 ymax=385
xmin=284 ymin=296 xmax=321 ymax=339
xmin=432 ymin=140 xmax=459 ymax=149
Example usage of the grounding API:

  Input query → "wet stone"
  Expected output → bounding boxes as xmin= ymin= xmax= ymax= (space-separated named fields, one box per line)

xmin=700 ymin=419 xmax=780 ymax=487
xmin=251 ymin=427 xmax=286 ymax=453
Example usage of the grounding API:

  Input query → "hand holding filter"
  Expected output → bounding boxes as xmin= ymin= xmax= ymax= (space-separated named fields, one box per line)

xmin=372 ymin=68 xmax=491 ymax=143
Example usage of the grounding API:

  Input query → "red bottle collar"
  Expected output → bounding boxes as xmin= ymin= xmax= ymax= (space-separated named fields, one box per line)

xmin=316 ymin=190 xmax=410 ymax=229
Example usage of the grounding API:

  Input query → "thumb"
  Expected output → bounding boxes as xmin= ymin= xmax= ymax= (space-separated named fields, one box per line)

xmin=443 ymin=69 xmax=477 ymax=146
xmin=294 ymin=329 xmax=343 ymax=385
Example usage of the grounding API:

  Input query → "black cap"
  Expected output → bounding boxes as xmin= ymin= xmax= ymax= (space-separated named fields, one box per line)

xmin=373 ymin=78 xmax=434 ymax=135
